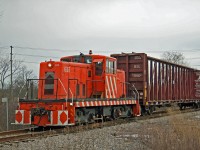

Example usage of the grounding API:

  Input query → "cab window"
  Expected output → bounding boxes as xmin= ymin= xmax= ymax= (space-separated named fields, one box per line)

xmin=95 ymin=61 xmax=103 ymax=76
xmin=106 ymin=59 xmax=116 ymax=74
xmin=73 ymin=56 xmax=81 ymax=62
xmin=61 ymin=58 xmax=71 ymax=62
xmin=44 ymin=72 xmax=54 ymax=95
xmin=84 ymin=56 xmax=92 ymax=64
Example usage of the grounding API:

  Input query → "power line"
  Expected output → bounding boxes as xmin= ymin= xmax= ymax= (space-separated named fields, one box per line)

xmin=14 ymin=46 xmax=81 ymax=52
xmin=14 ymin=53 xmax=60 ymax=59
xmin=1 ymin=45 xmax=200 ymax=61
xmin=12 ymin=46 xmax=200 ymax=62
xmin=21 ymin=61 xmax=39 ymax=64
xmin=146 ymin=49 xmax=200 ymax=53
xmin=0 ymin=46 xmax=10 ymax=48
xmin=13 ymin=45 xmax=200 ymax=53
xmin=186 ymin=57 xmax=200 ymax=60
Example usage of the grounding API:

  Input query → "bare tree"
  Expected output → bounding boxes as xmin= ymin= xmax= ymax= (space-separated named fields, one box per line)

xmin=0 ymin=54 xmax=22 ymax=91
xmin=12 ymin=65 xmax=36 ymax=99
xmin=13 ymin=65 xmax=36 ymax=88
xmin=161 ymin=51 xmax=188 ymax=66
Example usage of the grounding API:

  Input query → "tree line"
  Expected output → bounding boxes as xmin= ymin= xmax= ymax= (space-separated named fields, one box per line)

xmin=0 ymin=51 xmax=36 ymax=131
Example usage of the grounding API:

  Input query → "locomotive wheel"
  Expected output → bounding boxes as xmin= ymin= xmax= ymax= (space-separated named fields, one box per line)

xmin=126 ymin=110 xmax=132 ymax=117
xmin=112 ymin=108 xmax=121 ymax=119
xmin=87 ymin=113 xmax=94 ymax=123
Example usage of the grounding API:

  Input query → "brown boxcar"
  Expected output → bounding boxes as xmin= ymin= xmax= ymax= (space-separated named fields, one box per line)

xmin=111 ymin=52 xmax=200 ymax=111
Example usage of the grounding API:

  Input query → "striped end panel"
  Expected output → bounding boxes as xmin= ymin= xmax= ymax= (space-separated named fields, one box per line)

xmin=74 ymin=100 xmax=137 ymax=107
xmin=106 ymin=75 xmax=118 ymax=99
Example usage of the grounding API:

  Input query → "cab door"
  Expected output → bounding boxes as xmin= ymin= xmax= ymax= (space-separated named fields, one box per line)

xmin=92 ymin=59 xmax=104 ymax=98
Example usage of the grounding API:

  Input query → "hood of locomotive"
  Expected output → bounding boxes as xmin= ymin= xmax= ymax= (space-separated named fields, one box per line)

xmin=38 ymin=60 xmax=69 ymax=100
xmin=15 ymin=60 xmax=70 ymax=126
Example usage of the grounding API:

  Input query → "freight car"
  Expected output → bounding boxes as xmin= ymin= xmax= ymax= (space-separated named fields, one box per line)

xmin=111 ymin=52 xmax=200 ymax=114
xmin=15 ymin=51 xmax=140 ymax=126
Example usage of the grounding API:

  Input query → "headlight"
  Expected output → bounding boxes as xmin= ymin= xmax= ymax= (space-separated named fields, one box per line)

xmin=48 ymin=63 xmax=52 ymax=68
xmin=47 ymin=62 xmax=54 ymax=68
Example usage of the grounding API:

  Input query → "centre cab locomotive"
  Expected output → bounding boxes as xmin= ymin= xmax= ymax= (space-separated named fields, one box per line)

xmin=15 ymin=51 xmax=140 ymax=126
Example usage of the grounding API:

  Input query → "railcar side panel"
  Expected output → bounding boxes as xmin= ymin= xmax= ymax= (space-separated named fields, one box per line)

xmin=111 ymin=52 xmax=200 ymax=106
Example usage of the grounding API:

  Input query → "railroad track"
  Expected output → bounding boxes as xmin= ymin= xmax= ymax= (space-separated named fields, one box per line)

xmin=0 ymin=128 xmax=30 ymax=137
xmin=0 ymin=108 xmax=199 ymax=145
xmin=0 ymin=127 xmax=42 ymax=143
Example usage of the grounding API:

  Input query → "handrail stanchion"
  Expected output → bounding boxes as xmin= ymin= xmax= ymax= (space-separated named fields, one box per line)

xmin=131 ymin=83 xmax=139 ymax=101
xmin=69 ymin=88 xmax=73 ymax=106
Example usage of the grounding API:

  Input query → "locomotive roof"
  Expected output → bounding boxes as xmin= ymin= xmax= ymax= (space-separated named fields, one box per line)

xmin=60 ymin=54 xmax=116 ymax=61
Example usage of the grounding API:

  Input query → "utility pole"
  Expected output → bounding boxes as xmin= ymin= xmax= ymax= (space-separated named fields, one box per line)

xmin=8 ymin=46 xmax=13 ymax=131
xmin=10 ymin=46 xmax=13 ymax=99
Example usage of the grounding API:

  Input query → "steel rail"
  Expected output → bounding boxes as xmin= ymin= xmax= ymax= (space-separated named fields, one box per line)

xmin=0 ymin=108 xmax=199 ymax=144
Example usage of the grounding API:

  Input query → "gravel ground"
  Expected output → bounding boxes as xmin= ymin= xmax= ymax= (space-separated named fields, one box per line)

xmin=1 ymin=110 xmax=200 ymax=150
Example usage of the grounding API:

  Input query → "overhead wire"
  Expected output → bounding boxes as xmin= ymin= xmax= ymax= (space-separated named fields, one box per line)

xmin=20 ymin=61 xmax=39 ymax=64
xmin=14 ymin=53 xmax=60 ymax=59
xmin=14 ymin=46 xmax=81 ymax=52
xmin=0 ymin=45 xmax=199 ymax=66
xmin=146 ymin=49 xmax=200 ymax=53
xmin=11 ymin=45 xmax=200 ymax=53
xmin=0 ymin=46 xmax=10 ymax=48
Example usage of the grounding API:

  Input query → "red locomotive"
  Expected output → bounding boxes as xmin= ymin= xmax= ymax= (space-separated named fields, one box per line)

xmin=15 ymin=51 xmax=140 ymax=126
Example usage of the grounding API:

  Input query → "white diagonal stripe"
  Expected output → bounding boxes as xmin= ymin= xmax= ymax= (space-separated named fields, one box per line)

xmin=113 ymin=77 xmax=117 ymax=97
xmin=106 ymin=76 xmax=112 ymax=98
xmin=106 ymin=89 xmax=108 ymax=98
xmin=110 ymin=76 xmax=115 ymax=98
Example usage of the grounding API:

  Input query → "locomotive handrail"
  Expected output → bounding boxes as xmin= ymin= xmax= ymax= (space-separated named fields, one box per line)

xmin=125 ymin=82 xmax=139 ymax=100
xmin=69 ymin=88 xmax=73 ymax=106
xmin=131 ymin=83 xmax=139 ymax=101
xmin=18 ymin=79 xmax=39 ymax=100
xmin=58 ymin=78 xmax=68 ymax=101
xmin=18 ymin=81 xmax=27 ymax=99
xmin=22 ymin=79 xmax=35 ymax=99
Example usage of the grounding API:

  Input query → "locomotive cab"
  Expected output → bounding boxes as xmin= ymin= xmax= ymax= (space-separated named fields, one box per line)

xmin=61 ymin=52 xmax=126 ymax=99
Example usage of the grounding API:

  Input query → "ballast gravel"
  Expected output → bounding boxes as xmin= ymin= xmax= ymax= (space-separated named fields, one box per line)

xmin=1 ymin=111 xmax=200 ymax=150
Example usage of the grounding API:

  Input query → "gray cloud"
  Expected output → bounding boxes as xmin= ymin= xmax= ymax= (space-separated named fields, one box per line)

xmin=0 ymin=0 xmax=200 ymax=71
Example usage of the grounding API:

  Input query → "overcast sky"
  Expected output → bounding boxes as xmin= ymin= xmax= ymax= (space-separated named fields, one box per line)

xmin=0 ymin=0 xmax=200 ymax=75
